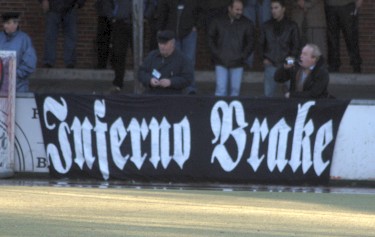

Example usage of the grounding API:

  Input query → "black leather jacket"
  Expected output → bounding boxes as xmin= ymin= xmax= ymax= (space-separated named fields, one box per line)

xmin=157 ymin=0 xmax=200 ymax=39
xmin=208 ymin=14 xmax=255 ymax=68
xmin=260 ymin=18 xmax=300 ymax=66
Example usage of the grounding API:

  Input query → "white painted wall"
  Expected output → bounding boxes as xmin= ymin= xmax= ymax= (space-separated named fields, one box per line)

xmin=331 ymin=105 xmax=375 ymax=180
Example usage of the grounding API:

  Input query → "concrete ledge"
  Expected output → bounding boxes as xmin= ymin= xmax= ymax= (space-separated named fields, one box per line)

xmin=30 ymin=68 xmax=375 ymax=85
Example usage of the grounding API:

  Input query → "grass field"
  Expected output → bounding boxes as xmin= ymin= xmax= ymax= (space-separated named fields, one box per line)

xmin=0 ymin=186 xmax=374 ymax=237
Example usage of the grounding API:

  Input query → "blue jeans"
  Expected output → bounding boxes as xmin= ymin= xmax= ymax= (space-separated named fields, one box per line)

xmin=243 ymin=0 xmax=271 ymax=68
xmin=16 ymin=79 xmax=29 ymax=93
xmin=264 ymin=64 xmax=278 ymax=97
xmin=44 ymin=9 xmax=78 ymax=66
xmin=264 ymin=64 xmax=289 ymax=97
xmin=243 ymin=0 xmax=272 ymax=25
xmin=215 ymin=66 xmax=244 ymax=96
xmin=175 ymin=30 xmax=197 ymax=93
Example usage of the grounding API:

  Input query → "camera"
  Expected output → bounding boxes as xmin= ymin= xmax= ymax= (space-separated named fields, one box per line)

xmin=285 ymin=57 xmax=295 ymax=65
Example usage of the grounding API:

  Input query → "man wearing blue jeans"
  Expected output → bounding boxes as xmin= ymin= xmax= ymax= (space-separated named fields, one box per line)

xmin=260 ymin=0 xmax=299 ymax=97
xmin=208 ymin=0 xmax=254 ymax=96
xmin=39 ymin=0 xmax=85 ymax=68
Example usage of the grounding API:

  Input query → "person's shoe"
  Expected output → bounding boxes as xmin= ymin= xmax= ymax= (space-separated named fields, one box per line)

xmin=96 ymin=64 xmax=107 ymax=70
xmin=187 ymin=90 xmax=197 ymax=95
xmin=353 ymin=65 xmax=362 ymax=73
xmin=66 ymin=64 xmax=75 ymax=69
xmin=109 ymin=85 xmax=121 ymax=93
xmin=43 ymin=63 xmax=53 ymax=68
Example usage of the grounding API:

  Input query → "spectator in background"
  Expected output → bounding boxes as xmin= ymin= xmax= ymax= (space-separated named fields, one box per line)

xmin=260 ymin=0 xmax=299 ymax=97
xmin=95 ymin=0 xmax=114 ymax=69
xmin=144 ymin=0 xmax=159 ymax=51
xmin=138 ymin=30 xmax=194 ymax=95
xmin=291 ymin=0 xmax=327 ymax=59
xmin=157 ymin=0 xmax=200 ymax=94
xmin=0 ymin=12 xmax=37 ymax=92
xmin=208 ymin=0 xmax=255 ymax=96
xmin=110 ymin=0 xmax=133 ymax=92
xmin=325 ymin=0 xmax=362 ymax=73
xmin=95 ymin=0 xmax=158 ymax=70
xmin=243 ymin=0 xmax=272 ymax=68
xmin=39 ymin=0 xmax=85 ymax=69
xmin=274 ymin=43 xmax=330 ymax=99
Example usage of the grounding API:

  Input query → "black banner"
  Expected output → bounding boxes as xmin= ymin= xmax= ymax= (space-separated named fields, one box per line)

xmin=35 ymin=94 xmax=350 ymax=184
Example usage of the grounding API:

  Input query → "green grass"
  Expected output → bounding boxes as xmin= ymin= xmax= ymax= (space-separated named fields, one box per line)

xmin=0 ymin=186 xmax=374 ymax=237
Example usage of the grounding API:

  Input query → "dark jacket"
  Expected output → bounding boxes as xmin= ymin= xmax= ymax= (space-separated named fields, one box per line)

xmin=114 ymin=0 xmax=132 ymax=20
xmin=274 ymin=57 xmax=330 ymax=98
xmin=96 ymin=0 xmax=157 ymax=20
xmin=138 ymin=48 xmax=194 ymax=94
xmin=199 ymin=0 xmax=230 ymax=10
xmin=39 ymin=0 xmax=85 ymax=13
xmin=260 ymin=18 xmax=300 ymax=66
xmin=144 ymin=0 xmax=158 ymax=21
xmin=95 ymin=0 xmax=114 ymax=17
xmin=208 ymin=14 xmax=255 ymax=68
xmin=157 ymin=0 xmax=199 ymax=39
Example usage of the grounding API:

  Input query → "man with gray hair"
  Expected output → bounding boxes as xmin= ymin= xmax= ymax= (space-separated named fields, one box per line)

xmin=274 ymin=43 xmax=330 ymax=99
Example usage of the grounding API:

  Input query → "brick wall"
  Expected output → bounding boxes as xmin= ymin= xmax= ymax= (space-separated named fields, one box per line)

xmin=2 ymin=1 xmax=375 ymax=73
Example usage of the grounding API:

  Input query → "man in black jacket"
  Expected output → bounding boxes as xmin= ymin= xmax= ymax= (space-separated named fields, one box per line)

xmin=208 ymin=0 xmax=255 ymax=96
xmin=274 ymin=43 xmax=330 ymax=99
xmin=260 ymin=0 xmax=299 ymax=97
xmin=138 ymin=30 xmax=194 ymax=95
xmin=39 ymin=0 xmax=86 ymax=68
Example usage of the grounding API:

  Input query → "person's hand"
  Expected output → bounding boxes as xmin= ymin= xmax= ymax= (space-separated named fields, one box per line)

xmin=159 ymin=78 xmax=171 ymax=88
xmin=150 ymin=78 xmax=160 ymax=87
xmin=283 ymin=63 xmax=294 ymax=69
xmin=42 ymin=0 xmax=49 ymax=13
xmin=263 ymin=59 xmax=272 ymax=65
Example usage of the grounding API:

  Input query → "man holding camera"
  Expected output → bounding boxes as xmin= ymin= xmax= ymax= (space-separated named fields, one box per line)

xmin=274 ymin=43 xmax=330 ymax=99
